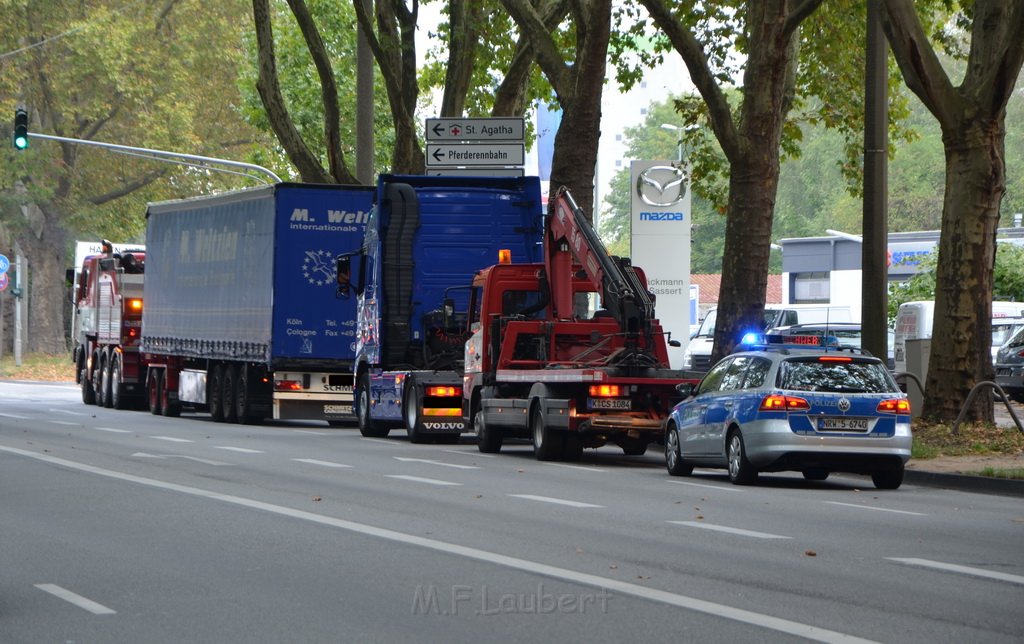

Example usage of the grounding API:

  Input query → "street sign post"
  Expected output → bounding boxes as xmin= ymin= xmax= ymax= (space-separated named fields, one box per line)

xmin=426 ymin=143 xmax=525 ymax=167
xmin=426 ymin=168 xmax=524 ymax=177
xmin=425 ymin=117 xmax=524 ymax=141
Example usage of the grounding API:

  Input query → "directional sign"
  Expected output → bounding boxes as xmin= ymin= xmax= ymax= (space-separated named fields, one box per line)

xmin=427 ymin=168 xmax=525 ymax=178
xmin=0 ymin=254 xmax=8 ymax=274
xmin=426 ymin=143 xmax=525 ymax=167
xmin=426 ymin=117 xmax=524 ymax=142
xmin=0 ymin=273 xmax=7 ymax=292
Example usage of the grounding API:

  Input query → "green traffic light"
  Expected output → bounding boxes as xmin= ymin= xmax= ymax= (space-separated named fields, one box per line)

xmin=14 ymin=107 xmax=28 ymax=150
xmin=14 ymin=135 xmax=28 ymax=149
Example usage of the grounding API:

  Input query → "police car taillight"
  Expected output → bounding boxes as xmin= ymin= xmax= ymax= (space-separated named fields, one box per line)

xmin=876 ymin=398 xmax=910 ymax=414
xmin=759 ymin=395 xmax=810 ymax=411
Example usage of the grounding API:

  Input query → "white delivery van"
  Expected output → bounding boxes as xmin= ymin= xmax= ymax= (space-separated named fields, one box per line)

xmin=893 ymin=300 xmax=1024 ymax=373
xmin=682 ymin=304 xmax=854 ymax=371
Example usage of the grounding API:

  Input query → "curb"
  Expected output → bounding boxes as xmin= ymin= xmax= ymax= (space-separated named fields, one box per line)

xmin=903 ymin=469 xmax=1024 ymax=498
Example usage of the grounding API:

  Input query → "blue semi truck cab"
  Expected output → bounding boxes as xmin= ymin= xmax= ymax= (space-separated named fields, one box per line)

xmin=337 ymin=174 xmax=545 ymax=442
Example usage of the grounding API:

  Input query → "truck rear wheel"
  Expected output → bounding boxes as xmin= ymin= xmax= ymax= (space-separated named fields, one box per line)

xmin=208 ymin=364 xmax=225 ymax=422
xmin=531 ymin=405 xmax=564 ymax=461
xmin=476 ymin=411 xmax=502 ymax=453
xmin=161 ymin=373 xmax=181 ymax=418
xmin=110 ymin=358 xmax=127 ymax=410
xmin=236 ymin=366 xmax=264 ymax=425
xmin=81 ymin=366 xmax=96 ymax=405
xmin=403 ymin=380 xmax=429 ymax=444
xmin=357 ymin=372 xmax=390 ymax=438
xmin=222 ymin=364 xmax=239 ymax=423
xmin=148 ymin=369 xmax=163 ymax=415
xmin=101 ymin=357 xmax=114 ymax=408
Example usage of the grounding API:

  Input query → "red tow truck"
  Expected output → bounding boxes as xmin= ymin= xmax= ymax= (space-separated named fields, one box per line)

xmin=72 ymin=241 xmax=147 ymax=408
xmin=462 ymin=187 xmax=698 ymax=460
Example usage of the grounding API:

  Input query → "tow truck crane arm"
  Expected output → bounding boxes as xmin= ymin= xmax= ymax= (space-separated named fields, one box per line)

xmin=545 ymin=186 xmax=656 ymax=339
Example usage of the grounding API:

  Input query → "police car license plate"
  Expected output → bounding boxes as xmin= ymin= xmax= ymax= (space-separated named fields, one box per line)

xmin=819 ymin=417 xmax=869 ymax=431
xmin=588 ymin=398 xmax=631 ymax=411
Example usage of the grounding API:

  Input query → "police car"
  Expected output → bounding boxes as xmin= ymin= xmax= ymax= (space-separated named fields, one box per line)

xmin=665 ymin=333 xmax=912 ymax=489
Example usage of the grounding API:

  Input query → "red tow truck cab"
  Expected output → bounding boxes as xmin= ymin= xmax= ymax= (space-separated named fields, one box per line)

xmin=72 ymin=241 xmax=148 ymax=408
xmin=462 ymin=188 xmax=699 ymax=460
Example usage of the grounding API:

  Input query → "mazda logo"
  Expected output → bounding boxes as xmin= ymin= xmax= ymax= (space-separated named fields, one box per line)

xmin=636 ymin=165 xmax=687 ymax=207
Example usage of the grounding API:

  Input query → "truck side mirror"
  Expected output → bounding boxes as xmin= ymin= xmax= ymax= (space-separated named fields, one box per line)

xmin=675 ymin=382 xmax=695 ymax=397
xmin=443 ymin=298 xmax=455 ymax=329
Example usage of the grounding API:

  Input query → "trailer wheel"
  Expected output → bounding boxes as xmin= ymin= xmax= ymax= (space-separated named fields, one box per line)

xmin=161 ymin=373 xmax=181 ymax=418
xmin=222 ymin=364 xmax=239 ymax=423
xmin=403 ymin=380 xmax=429 ymax=444
xmin=476 ymin=410 xmax=502 ymax=453
xmin=81 ymin=365 xmax=96 ymax=405
xmin=356 ymin=372 xmax=389 ymax=438
xmin=236 ymin=366 xmax=263 ymax=425
xmin=110 ymin=357 xmax=127 ymax=410
xmin=531 ymin=405 xmax=564 ymax=461
xmin=208 ymin=364 xmax=225 ymax=422
xmin=148 ymin=369 xmax=163 ymax=415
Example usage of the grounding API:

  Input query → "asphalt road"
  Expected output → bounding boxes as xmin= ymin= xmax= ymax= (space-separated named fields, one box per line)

xmin=1 ymin=380 xmax=1022 ymax=643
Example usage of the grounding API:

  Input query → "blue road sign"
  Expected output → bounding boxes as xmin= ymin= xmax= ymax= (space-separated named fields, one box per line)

xmin=0 ymin=254 xmax=9 ymax=274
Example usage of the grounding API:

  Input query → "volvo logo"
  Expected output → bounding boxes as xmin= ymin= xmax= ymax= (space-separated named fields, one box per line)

xmin=636 ymin=165 xmax=687 ymax=207
xmin=837 ymin=397 xmax=851 ymax=412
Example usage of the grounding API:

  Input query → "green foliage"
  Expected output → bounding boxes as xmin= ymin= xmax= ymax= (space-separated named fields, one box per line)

xmin=887 ymin=244 xmax=1024 ymax=323
xmin=237 ymin=0 xmax=394 ymax=179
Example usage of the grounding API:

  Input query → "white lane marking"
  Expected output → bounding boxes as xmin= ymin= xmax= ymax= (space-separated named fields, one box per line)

xmin=667 ymin=479 xmax=740 ymax=492
xmin=292 ymin=458 xmax=352 ymax=469
xmin=669 ymin=521 xmax=792 ymax=540
xmin=0 ymin=412 xmax=30 ymax=419
xmin=508 ymin=494 xmax=604 ymax=508
xmin=35 ymin=584 xmax=116 ymax=615
xmin=213 ymin=446 xmax=264 ymax=454
xmin=394 ymin=456 xmax=479 ymax=470
xmin=152 ymin=436 xmax=193 ymax=443
xmin=442 ymin=449 xmax=496 ymax=458
xmin=50 ymin=420 xmax=78 ymax=426
xmin=825 ymin=501 xmax=926 ymax=516
xmin=49 ymin=408 xmax=87 ymax=416
xmin=94 ymin=427 xmax=132 ymax=434
xmin=546 ymin=463 xmax=608 ymax=473
xmin=294 ymin=430 xmax=329 ymax=436
xmin=385 ymin=475 xmax=462 ymax=486
xmin=361 ymin=438 xmax=402 ymax=447
xmin=887 ymin=558 xmax=1024 ymax=586
xmin=3 ymin=446 xmax=877 ymax=644
xmin=133 ymin=453 xmax=231 ymax=466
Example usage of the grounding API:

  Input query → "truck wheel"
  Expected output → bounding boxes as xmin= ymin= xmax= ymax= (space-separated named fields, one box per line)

xmin=222 ymin=364 xmax=239 ymax=423
xmin=92 ymin=357 xmax=105 ymax=407
xmin=110 ymin=358 xmax=126 ymax=410
xmin=208 ymin=364 xmax=225 ymax=422
xmin=563 ymin=434 xmax=583 ymax=462
xmin=403 ymin=381 xmax=428 ymax=444
xmin=236 ymin=366 xmax=263 ymax=425
xmin=476 ymin=411 xmax=502 ymax=453
xmin=621 ymin=441 xmax=647 ymax=457
xmin=161 ymin=374 xmax=181 ymax=418
xmin=81 ymin=366 xmax=96 ymax=405
xmin=665 ymin=426 xmax=694 ymax=476
xmin=148 ymin=369 xmax=163 ymax=415
xmin=101 ymin=357 xmax=114 ymax=408
xmin=531 ymin=405 xmax=564 ymax=461
xmin=357 ymin=372 xmax=389 ymax=438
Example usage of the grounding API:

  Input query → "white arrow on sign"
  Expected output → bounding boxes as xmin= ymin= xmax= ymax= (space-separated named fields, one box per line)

xmin=426 ymin=143 xmax=524 ymax=167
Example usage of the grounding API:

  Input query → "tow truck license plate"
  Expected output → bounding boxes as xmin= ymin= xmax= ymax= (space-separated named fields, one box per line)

xmin=588 ymin=398 xmax=631 ymax=411
xmin=819 ymin=417 xmax=869 ymax=431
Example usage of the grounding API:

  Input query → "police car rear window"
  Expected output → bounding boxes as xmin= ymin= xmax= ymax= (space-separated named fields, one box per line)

xmin=777 ymin=358 xmax=895 ymax=394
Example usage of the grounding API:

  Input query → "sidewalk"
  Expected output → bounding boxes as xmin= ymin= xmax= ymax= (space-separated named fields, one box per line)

xmin=903 ymin=399 xmax=1024 ymax=497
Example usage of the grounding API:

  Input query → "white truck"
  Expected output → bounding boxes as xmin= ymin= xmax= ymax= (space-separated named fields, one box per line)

xmin=893 ymin=300 xmax=1024 ymax=373
xmin=683 ymin=304 xmax=854 ymax=371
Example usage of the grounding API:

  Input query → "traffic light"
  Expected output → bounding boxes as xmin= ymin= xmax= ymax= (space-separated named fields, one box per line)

xmin=14 ymin=108 xmax=28 ymax=150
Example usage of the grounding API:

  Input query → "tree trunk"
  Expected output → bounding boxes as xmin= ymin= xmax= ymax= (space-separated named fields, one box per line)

xmin=923 ymin=121 xmax=1005 ymax=421
xmin=15 ymin=203 xmax=69 ymax=355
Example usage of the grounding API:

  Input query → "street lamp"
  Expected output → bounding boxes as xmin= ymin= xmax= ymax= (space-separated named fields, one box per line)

xmin=660 ymin=123 xmax=684 ymax=163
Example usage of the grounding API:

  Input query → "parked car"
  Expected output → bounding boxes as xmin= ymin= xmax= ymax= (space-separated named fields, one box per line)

xmin=992 ymin=317 xmax=1024 ymax=365
xmin=766 ymin=322 xmax=896 ymax=370
xmin=995 ymin=325 xmax=1024 ymax=404
xmin=665 ymin=335 xmax=912 ymax=489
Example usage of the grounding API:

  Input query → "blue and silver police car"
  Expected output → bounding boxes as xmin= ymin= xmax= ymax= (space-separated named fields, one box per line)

xmin=665 ymin=333 xmax=912 ymax=489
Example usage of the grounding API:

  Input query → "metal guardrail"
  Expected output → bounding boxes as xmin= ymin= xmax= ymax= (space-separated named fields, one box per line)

xmin=894 ymin=372 xmax=1023 ymax=435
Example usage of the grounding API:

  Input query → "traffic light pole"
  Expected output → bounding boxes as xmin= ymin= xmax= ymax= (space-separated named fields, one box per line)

xmin=24 ymin=132 xmax=282 ymax=183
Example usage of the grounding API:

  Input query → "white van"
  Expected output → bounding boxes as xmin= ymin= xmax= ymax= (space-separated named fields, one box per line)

xmin=893 ymin=300 xmax=1024 ymax=373
xmin=683 ymin=304 xmax=854 ymax=371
